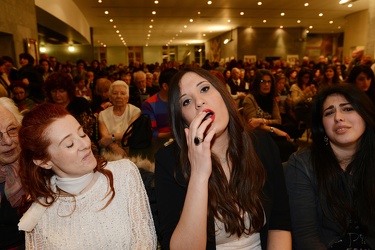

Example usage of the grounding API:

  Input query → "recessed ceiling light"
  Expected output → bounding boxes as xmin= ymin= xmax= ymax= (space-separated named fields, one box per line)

xmin=297 ymin=20 xmax=301 ymax=23
xmin=309 ymin=25 xmax=313 ymax=29
xmin=152 ymin=11 xmax=156 ymax=14
xmin=281 ymin=13 xmax=285 ymax=16
xmin=348 ymin=4 xmax=353 ymax=7
xmin=240 ymin=12 xmax=244 ymax=15
xmin=319 ymin=13 xmax=323 ymax=17
xmin=338 ymin=26 xmax=341 ymax=29
xmin=258 ymin=2 xmax=262 ymax=5
xmin=154 ymin=0 xmax=158 ymax=4
xmin=116 ymin=30 xmax=119 ymax=33
xmin=109 ymin=19 xmax=113 ymax=22
xmin=184 ymin=25 xmax=187 ymax=28
xmin=113 ymin=25 xmax=116 ymax=28
xmin=329 ymin=20 xmax=333 ymax=24
xmin=207 ymin=1 xmax=212 ymax=5
xmin=280 ymin=26 xmax=284 ymax=29
xmin=149 ymin=25 xmax=153 ymax=28
xmin=263 ymin=20 xmax=267 ymax=23
xmin=228 ymin=19 xmax=231 ymax=22
xmin=190 ymin=19 xmax=193 ymax=22
xmin=118 ymin=34 xmax=121 ymax=37
xmin=198 ymin=12 xmax=201 ymax=15
xmin=304 ymin=3 xmax=309 ymax=6
xmin=104 ymin=11 xmax=109 ymax=14
xmin=306 ymin=30 xmax=310 ymax=33
xmin=98 ymin=0 xmax=102 ymax=3
xmin=203 ymin=34 xmax=206 ymax=36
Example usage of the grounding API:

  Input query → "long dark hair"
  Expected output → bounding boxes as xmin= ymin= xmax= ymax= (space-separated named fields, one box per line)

xmin=168 ymin=68 xmax=266 ymax=236
xmin=310 ymin=83 xmax=375 ymax=231
xmin=250 ymin=69 xmax=277 ymax=114
xmin=347 ymin=65 xmax=375 ymax=103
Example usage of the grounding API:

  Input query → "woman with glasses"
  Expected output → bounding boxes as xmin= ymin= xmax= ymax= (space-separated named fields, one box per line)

xmin=242 ymin=69 xmax=297 ymax=161
xmin=0 ymin=97 xmax=25 ymax=249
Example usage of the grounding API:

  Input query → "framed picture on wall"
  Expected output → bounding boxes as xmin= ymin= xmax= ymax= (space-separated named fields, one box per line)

xmin=286 ymin=55 xmax=299 ymax=66
xmin=244 ymin=55 xmax=256 ymax=64
xmin=24 ymin=38 xmax=39 ymax=65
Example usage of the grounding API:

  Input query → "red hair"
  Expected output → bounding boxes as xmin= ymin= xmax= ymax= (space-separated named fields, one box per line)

xmin=19 ymin=103 xmax=114 ymax=209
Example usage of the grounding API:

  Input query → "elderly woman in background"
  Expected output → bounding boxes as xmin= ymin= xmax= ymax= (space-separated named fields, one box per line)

xmin=0 ymin=97 xmax=25 ymax=249
xmin=18 ymin=104 xmax=156 ymax=249
xmin=98 ymin=80 xmax=141 ymax=157
xmin=44 ymin=72 xmax=96 ymax=151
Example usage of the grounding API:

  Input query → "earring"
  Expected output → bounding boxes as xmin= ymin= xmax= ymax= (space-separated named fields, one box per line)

xmin=324 ymin=135 xmax=329 ymax=146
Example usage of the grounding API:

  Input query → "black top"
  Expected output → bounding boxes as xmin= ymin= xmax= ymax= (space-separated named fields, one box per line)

xmin=0 ymin=182 xmax=25 ymax=249
xmin=155 ymin=130 xmax=291 ymax=249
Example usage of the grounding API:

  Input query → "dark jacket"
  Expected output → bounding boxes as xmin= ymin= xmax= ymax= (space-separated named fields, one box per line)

xmin=155 ymin=131 xmax=291 ymax=249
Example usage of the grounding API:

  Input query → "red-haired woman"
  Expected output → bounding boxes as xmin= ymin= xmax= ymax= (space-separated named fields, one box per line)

xmin=18 ymin=103 xmax=156 ymax=249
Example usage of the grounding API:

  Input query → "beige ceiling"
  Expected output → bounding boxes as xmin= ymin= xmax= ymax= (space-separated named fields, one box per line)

xmin=71 ymin=0 xmax=369 ymax=47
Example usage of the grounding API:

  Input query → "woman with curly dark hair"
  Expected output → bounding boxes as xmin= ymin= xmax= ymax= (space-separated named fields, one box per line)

xmin=286 ymin=83 xmax=375 ymax=249
xmin=155 ymin=68 xmax=291 ymax=249
xmin=18 ymin=103 xmax=156 ymax=249
xmin=346 ymin=65 xmax=375 ymax=105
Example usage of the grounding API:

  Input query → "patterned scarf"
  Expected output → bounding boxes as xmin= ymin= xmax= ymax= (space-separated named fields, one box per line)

xmin=0 ymin=161 xmax=25 ymax=207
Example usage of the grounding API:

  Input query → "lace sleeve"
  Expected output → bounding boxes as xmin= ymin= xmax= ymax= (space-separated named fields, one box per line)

xmin=25 ymin=228 xmax=44 ymax=250
xmin=126 ymin=163 xmax=157 ymax=249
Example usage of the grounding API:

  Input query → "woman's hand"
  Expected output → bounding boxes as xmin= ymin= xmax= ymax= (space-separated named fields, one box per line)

xmin=274 ymin=127 xmax=291 ymax=141
xmin=248 ymin=118 xmax=263 ymax=129
xmin=98 ymin=135 xmax=113 ymax=147
xmin=185 ymin=112 xmax=216 ymax=180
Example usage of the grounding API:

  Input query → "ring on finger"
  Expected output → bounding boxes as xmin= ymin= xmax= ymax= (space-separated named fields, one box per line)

xmin=194 ymin=136 xmax=204 ymax=146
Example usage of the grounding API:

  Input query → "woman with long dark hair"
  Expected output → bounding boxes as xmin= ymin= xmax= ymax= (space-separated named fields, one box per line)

xmin=285 ymin=83 xmax=375 ymax=249
xmin=346 ymin=65 xmax=375 ymax=105
xmin=155 ymin=68 xmax=291 ymax=249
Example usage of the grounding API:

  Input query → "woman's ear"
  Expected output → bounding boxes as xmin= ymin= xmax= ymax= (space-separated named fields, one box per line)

xmin=33 ymin=159 xmax=53 ymax=169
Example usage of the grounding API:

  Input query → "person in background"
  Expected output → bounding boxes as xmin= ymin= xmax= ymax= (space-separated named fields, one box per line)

xmin=155 ymin=68 xmax=291 ymax=249
xmin=38 ymin=59 xmax=53 ymax=83
xmin=16 ymin=53 xmax=44 ymax=103
xmin=44 ymin=72 xmax=96 ymax=151
xmin=17 ymin=103 xmax=156 ymax=249
xmin=91 ymin=78 xmax=112 ymax=115
xmin=98 ymin=80 xmax=141 ymax=157
xmin=1 ymin=56 xmax=18 ymax=82
xmin=146 ymin=72 xmax=159 ymax=96
xmin=74 ymin=75 xmax=92 ymax=101
xmin=141 ymin=68 xmax=178 ymax=138
xmin=0 ymin=97 xmax=25 ymax=249
xmin=318 ymin=64 xmax=341 ymax=88
xmin=346 ymin=65 xmax=375 ymax=105
xmin=11 ymin=81 xmax=36 ymax=114
xmin=0 ymin=58 xmax=12 ymax=98
xmin=285 ymin=83 xmax=375 ymax=249
xmin=129 ymin=70 xmax=153 ymax=108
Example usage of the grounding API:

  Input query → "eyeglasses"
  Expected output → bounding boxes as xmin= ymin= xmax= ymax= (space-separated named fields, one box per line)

xmin=0 ymin=126 xmax=19 ymax=142
xmin=260 ymin=80 xmax=272 ymax=84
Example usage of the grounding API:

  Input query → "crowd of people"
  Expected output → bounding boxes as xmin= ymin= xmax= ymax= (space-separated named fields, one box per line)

xmin=1 ymin=50 xmax=375 ymax=249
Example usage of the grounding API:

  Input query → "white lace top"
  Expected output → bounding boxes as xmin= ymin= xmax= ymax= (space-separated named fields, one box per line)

xmin=24 ymin=159 xmax=156 ymax=249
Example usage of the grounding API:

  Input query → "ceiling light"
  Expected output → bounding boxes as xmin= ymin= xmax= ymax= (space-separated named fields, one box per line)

xmin=223 ymin=39 xmax=232 ymax=44
xmin=98 ymin=0 xmax=102 ymax=2
xmin=329 ymin=20 xmax=333 ymax=24
xmin=281 ymin=13 xmax=285 ymax=16
xmin=339 ymin=0 xmax=357 ymax=4
xmin=113 ymin=25 xmax=116 ymax=28
xmin=190 ymin=19 xmax=193 ymax=22
xmin=280 ymin=26 xmax=284 ymax=29
xmin=319 ymin=13 xmax=323 ymax=16
xmin=39 ymin=45 xmax=46 ymax=53
xmin=149 ymin=25 xmax=153 ymax=28
xmin=152 ymin=11 xmax=156 ymax=14
xmin=154 ymin=0 xmax=158 ymax=3
xmin=240 ymin=12 xmax=244 ymax=15
xmin=297 ymin=20 xmax=301 ymax=23
xmin=104 ymin=11 xmax=109 ymax=14
xmin=198 ymin=12 xmax=201 ymax=15
xmin=207 ymin=1 xmax=212 ymax=4
xmin=263 ymin=20 xmax=267 ymax=23
xmin=304 ymin=3 xmax=309 ymax=6
xmin=68 ymin=45 xmax=75 ymax=52
xmin=348 ymin=4 xmax=352 ymax=7
xmin=203 ymin=34 xmax=206 ymax=36
xmin=309 ymin=25 xmax=313 ymax=29
xmin=116 ymin=30 xmax=119 ymax=33
xmin=257 ymin=2 xmax=262 ymax=5
xmin=228 ymin=19 xmax=231 ymax=22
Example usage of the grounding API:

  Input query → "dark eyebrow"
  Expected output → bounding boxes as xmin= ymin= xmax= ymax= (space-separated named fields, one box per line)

xmin=179 ymin=81 xmax=206 ymax=100
xmin=58 ymin=126 xmax=83 ymax=146
xmin=323 ymin=102 xmax=351 ymax=113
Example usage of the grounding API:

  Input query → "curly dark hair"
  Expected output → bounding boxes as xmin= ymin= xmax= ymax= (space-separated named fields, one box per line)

xmin=44 ymin=72 xmax=76 ymax=102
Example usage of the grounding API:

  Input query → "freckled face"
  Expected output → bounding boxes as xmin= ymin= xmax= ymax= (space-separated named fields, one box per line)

xmin=322 ymin=94 xmax=365 ymax=152
xmin=179 ymin=72 xmax=229 ymax=138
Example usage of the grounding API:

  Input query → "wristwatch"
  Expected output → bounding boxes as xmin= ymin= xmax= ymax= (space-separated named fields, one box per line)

xmin=270 ymin=127 xmax=274 ymax=133
xmin=111 ymin=134 xmax=116 ymax=142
